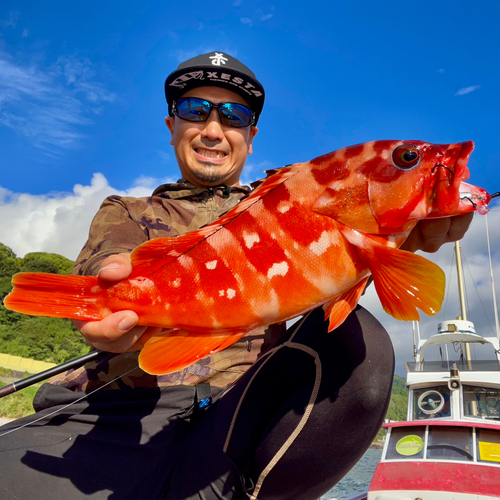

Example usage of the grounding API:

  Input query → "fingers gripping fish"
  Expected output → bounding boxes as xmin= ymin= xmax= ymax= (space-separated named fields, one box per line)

xmin=4 ymin=140 xmax=491 ymax=375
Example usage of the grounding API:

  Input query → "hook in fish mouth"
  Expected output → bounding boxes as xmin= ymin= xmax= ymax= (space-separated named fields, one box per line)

xmin=433 ymin=164 xmax=455 ymax=175
xmin=460 ymin=193 xmax=477 ymax=208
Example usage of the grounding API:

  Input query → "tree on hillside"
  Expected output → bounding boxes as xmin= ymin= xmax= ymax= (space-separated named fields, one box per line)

xmin=21 ymin=252 xmax=74 ymax=275
xmin=0 ymin=244 xmax=21 ymax=301
xmin=0 ymin=243 xmax=90 ymax=363
xmin=0 ymin=244 xmax=21 ymax=278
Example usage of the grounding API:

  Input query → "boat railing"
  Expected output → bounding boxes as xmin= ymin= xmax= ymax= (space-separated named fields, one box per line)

xmin=405 ymin=360 xmax=500 ymax=373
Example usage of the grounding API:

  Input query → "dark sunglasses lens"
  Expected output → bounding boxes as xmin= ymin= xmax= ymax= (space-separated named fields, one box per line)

xmin=176 ymin=98 xmax=210 ymax=122
xmin=219 ymin=103 xmax=253 ymax=127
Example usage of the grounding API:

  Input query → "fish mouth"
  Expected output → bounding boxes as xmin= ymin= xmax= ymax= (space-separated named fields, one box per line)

xmin=428 ymin=141 xmax=491 ymax=216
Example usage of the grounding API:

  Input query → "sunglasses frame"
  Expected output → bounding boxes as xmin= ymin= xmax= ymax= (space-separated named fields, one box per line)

xmin=172 ymin=97 xmax=256 ymax=128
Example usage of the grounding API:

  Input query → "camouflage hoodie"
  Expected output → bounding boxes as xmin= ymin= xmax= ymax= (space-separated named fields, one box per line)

xmin=50 ymin=181 xmax=285 ymax=393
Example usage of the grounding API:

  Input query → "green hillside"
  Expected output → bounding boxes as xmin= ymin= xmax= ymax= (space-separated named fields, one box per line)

xmin=0 ymin=243 xmax=90 ymax=364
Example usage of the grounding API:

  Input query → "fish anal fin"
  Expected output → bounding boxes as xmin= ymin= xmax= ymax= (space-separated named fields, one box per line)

xmin=357 ymin=244 xmax=445 ymax=321
xmin=323 ymin=277 xmax=370 ymax=331
xmin=138 ymin=329 xmax=247 ymax=375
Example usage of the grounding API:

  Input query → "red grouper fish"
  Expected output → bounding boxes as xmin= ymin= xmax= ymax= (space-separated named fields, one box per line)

xmin=4 ymin=140 xmax=491 ymax=375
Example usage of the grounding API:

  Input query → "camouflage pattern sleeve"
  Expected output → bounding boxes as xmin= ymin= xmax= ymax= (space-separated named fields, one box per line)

xmin=72 ymin=195 xmax=150 ymax=277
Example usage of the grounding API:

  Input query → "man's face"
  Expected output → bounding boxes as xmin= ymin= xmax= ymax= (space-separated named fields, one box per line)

xmin=165 ymin=86 xmax=258 ymax=187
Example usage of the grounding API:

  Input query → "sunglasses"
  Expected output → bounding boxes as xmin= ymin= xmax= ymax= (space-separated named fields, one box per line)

xmin=172 ymin=97 xmax=255 ymax=128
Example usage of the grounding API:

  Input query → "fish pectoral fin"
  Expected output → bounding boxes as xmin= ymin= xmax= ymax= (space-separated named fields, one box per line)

xmin=138 ymin=329 xmax=248 ymax=375
xmin=322 ymin=277 xmax=370 ymax=332
xmin=357 ymin=244 xmax=445 ymax=321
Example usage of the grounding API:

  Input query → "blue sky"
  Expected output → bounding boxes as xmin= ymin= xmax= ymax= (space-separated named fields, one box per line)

xmin=2 ymin=1 xmax=500 ymax=194
xmin=1 ymin=1 xmax=500 ymax=372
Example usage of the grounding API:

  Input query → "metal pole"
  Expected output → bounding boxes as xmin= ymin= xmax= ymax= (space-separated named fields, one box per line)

xmin=455 ymin=241 xmax=476 ymax=415
xmin=0 ymin=350 xmax=107 ymax=399
xmin=485 ymin=213 xmax=500 ymax=350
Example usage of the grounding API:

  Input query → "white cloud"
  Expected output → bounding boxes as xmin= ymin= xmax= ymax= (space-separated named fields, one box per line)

xmin=240 ymin=159 xmax=276 ymax=186
xmin=21 ymin=28 xmax=28 ymax=37
xmin=158 ymin=150 xmax=171 ymax=163
xmin=0 ymin=49 xmax=115 ymax=152
xmin=0 ymin=12 xmax=19 ymax=29
xmin=233 ymin=0 xmax=242 ymax=5
xmin=240 ymin=17 xmax=253 ymax=25
xmin=437 ymin=68 xmax=445 ymax=74
xmin=455 ymin=85 xmax=480 ymax=96
xmin=261 ymin=14 xmax=273 ymax=21
xmin=0 ymin=173 xmax=175 ymax=260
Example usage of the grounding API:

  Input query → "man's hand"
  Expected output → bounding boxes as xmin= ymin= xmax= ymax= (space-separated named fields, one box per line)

xmin=401 ymin=213 xmax=474 ymax=253
xmin=72 ymin=253 xmax=148 ymax=353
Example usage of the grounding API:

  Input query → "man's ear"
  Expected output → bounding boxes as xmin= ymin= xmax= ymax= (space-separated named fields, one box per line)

xmin=165 ymin=116 xmax=175 ymax=146
xmin=248 ymin=126 xmax=258 ymax=155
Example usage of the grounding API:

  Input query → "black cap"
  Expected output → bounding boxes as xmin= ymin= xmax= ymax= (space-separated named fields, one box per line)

xmin=165 ymin=52 xmax=265 ymax=124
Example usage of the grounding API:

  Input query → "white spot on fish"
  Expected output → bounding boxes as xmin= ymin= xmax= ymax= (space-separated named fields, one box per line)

xmin=91 ymin=286 xmax=100 ymax=293
xmin=219 ymin=290 xmax=225 ymax=297
xmin=172 ymin=278 xmax=181 ymax=288
xmin=205 ymin=260 xmax=218 ymax=270
xmin=308 ymin=231 xmax=333 ymax=256
xmin=277 ymin=201 xmax=291 ymax=213
xmin=267 ymin=261 xmax=289 ymax=279
xmin=227 ymin=288 xmax=236 ymax=299
xmin=243 ymin=232 xmax=260 ymax=249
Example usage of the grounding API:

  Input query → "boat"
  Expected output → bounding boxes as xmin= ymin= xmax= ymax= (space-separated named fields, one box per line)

xmin=334 ymin=232 xmax=500 ymax=500
xmin=368 ymin=235 xmax=500 ymax=500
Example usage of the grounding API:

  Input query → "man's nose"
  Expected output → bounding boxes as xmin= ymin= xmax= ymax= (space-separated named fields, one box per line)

xmin=201 ymin=110 xmax=224 ymax=141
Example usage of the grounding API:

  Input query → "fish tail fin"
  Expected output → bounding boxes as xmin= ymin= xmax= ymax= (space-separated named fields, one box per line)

xmin=4 ymin=272 xmax=104 ymax=321
xmin=138 ymin=329 xmax=247 ymax=375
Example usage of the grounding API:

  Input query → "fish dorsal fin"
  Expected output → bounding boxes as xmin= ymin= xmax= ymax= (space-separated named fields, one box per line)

xmin=322 ymin=277 xmax=370 ymax=331
xmin=130 ymin=166 xmax=298 ymax=274
xmin=356 ymin=243 xmax=445 ymax=321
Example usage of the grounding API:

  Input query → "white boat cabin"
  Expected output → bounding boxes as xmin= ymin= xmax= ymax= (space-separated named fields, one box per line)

xmin=368 ymin=320 xmax=500 ymax=500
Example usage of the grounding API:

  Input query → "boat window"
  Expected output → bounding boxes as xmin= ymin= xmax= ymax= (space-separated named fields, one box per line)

xmin=462 ymin=385 xmax=500 ymax=420
xmin=477 ymin=429 xmax=500 ymax=465
xmin=385 ymin=426 xmax=425 ymax=460
xmin=426 ymin=427 xmax=473 ymax=461
xmin=413 ymin=386 xmax=451 ymax=419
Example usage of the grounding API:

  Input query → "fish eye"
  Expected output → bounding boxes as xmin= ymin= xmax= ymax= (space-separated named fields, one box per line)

xmin=392 ymin=145 xmax=421 ymax=169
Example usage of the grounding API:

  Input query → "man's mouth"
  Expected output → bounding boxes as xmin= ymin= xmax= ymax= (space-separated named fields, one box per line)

xmin=195 ymin=147 xmax=228 ymax=159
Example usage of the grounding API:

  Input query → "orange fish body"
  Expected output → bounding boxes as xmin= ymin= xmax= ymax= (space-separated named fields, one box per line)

xmin=4 ymin=140 xmax=491 ymax=374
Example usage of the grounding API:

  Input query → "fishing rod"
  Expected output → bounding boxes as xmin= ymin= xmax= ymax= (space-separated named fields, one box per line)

xmin=0 ymin=350 xmax=107 ymax=399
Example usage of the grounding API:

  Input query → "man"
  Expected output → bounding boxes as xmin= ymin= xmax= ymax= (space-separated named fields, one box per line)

xmin=0 ymin=52 xmax=473 ymax=499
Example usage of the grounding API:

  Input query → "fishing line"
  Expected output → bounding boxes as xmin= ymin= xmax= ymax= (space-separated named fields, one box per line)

xmin=0 ymin=366 xmax=139 ymax=439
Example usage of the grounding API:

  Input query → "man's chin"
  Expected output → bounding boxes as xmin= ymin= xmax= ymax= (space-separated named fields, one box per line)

xmin=191 ymin=166 xmax=232 ymax=186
